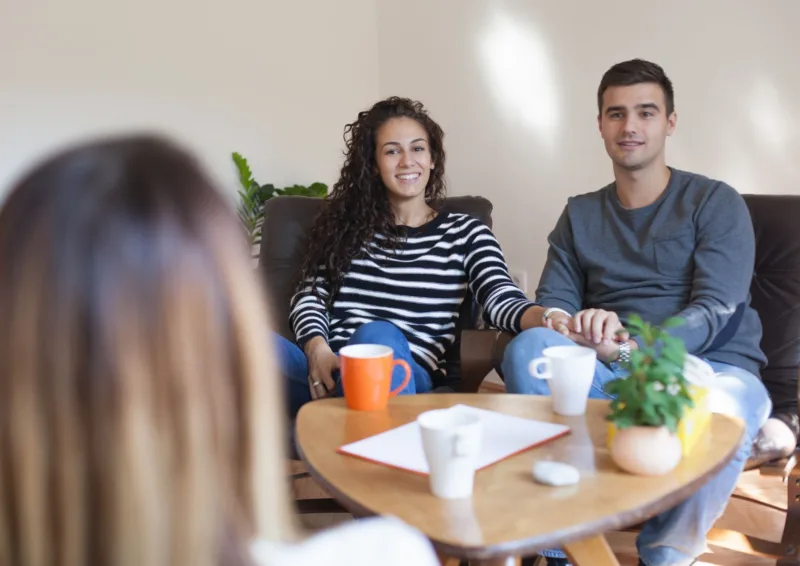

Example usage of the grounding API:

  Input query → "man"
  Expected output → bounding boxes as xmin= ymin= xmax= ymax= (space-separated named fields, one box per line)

xmin=503 ymin=59 xmax=773 ymax=566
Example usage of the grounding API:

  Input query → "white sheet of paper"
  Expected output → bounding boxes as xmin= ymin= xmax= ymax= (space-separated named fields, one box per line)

xmin=338 ymin=404 xmax=571 ymax=474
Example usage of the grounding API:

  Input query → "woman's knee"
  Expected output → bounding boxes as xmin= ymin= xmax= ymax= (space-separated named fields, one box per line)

xmin=503 ymin=328 xmax=564 ymax=368
xmin=395 ymin=374 xmax=417 ymax=396
xmin=350 ymin=320 xmax=405 ymax=345
xmin=272 ymin=332 xmax=308 ymax=385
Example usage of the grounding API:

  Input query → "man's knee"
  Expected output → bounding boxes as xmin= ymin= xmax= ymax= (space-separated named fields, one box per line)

xmin=503 ymin=327 xmax=563 ymax=364
xmin=709 ymin=367 xmax=772 ymax=441
xmin=502 ymin=328 xmax=563 ymax=395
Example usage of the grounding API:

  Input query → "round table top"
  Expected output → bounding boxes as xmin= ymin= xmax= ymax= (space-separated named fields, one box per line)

xmin=295 ymin=394 xmax=745 ymax=560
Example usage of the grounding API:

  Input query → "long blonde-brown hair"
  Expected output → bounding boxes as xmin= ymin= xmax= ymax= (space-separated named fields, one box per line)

xmin=0 ymin=135 xmax=296 ymax=566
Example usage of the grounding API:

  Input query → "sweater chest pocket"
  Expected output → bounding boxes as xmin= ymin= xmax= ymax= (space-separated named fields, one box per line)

xmin=652 ymin=229 xmax=695 ymax=277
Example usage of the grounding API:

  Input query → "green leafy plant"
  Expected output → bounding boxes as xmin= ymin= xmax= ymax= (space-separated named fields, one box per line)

xmin=604 ymin=315 xmax=693 ymax=433
xmin=232 ymin=152 xmax=327 ymax=248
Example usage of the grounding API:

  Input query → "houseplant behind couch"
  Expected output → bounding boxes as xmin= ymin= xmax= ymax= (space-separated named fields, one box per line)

xmin=232 ymin=151 xmax=327 ymax=256
xmin=605 ymin=315 xmax=696 ymax=476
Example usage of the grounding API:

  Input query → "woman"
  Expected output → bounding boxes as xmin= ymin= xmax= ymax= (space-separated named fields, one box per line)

xmin=0 ymin=135 xmax=439 ymax=566
xmin=280 ymin=97 xmax=542 ymax=417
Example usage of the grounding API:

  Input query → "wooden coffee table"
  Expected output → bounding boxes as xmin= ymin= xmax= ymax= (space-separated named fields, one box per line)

xmin=295 ymin=394 xmax=745 ymax=565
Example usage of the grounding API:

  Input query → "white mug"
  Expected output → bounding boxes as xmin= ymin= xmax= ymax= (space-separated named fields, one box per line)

xmin=417 ymin=408 xmax=482 ymax=499
xmin=528 ymin=345 xmax=597 ymax=416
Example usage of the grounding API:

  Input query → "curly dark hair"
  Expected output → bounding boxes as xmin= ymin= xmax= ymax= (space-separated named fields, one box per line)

xmin=295 ymin=96 xmax=447 ymax=304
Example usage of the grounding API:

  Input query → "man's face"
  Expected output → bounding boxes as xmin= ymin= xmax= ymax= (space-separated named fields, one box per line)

xmin=598 ymin=82 xmax=676 ymax=172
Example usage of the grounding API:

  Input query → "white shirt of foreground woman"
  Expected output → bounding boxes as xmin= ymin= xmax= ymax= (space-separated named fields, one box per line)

xmin=251 ymin=517 xmax=440 ymax=566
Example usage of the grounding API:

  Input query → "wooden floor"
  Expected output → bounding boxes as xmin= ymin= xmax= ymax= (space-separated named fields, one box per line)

xmin=292 ymin=381 xmax=790 ymax=565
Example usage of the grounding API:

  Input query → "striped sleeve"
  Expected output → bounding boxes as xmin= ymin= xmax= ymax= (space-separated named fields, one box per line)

xmin=289 ymin=271 xmax=331 ymax=348
xmin=463 ymin=221 xmax=537 ymax=332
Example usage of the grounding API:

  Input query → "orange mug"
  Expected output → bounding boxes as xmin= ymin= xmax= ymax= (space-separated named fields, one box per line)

xmin=339 ymin=344 xmax=412 ymax=411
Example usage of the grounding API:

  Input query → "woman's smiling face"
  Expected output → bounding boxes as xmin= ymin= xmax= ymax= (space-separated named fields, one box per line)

xmin=375 ymin=117 xmax=434 ymax=204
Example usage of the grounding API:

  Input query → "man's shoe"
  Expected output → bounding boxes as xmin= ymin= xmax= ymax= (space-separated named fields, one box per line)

xmin=746 ymin=416 xmax=798 ymax=470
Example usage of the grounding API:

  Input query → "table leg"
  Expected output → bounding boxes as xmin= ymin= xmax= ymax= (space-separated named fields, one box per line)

xmin=436 ymin=551 xmax=460 ymax=566
xmin=563 ymin=535 xmax=620 ymax=566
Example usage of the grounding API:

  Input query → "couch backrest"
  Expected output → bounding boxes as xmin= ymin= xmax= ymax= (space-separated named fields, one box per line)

xmin=258 ymin=195 xmax=493 ymax=342
xmin=743 ymin=194 xmax=800 ymax=415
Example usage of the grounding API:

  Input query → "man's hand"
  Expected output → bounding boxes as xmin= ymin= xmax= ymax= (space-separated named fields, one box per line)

xmin=568 ymin=332 xmax=638 ymax=363
xmin=570 ymin=308 xmax=628 ymax=344
xmin=304 ymin=337 xmax=340 ymax=399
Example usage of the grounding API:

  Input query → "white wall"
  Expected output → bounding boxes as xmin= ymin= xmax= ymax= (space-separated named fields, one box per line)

xmin=378 ymin=0 xmax=800 ymax=295
xmin=0 ymin=0 xmax=379 ymax=199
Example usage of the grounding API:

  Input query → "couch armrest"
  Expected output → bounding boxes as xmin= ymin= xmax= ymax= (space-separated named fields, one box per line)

xmin=491 ymin=331 xmax=515 ymax=381
xmin=458 ymin=330 xmax=500 ymax=393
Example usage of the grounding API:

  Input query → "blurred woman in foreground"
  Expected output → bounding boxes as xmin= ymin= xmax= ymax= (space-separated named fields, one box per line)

xmin=0 ymin=135 xmax=438 ymax=566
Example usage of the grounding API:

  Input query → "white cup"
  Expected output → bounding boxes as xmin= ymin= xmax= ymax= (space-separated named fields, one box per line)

xmin=417 ymin=408 xmax=482 ymax=499
xmin=528 ymin=345 xmax=597 ymax=416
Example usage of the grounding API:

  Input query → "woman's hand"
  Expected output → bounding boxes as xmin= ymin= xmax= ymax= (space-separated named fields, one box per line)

xmin=304 ymin=337 xmax=340 ymax=399
xmin=544 ymin=311 xmax=572 ymax=335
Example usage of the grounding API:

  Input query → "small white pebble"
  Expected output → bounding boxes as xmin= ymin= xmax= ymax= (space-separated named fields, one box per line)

xmin=532 ymin=461 xmax=580 ymax=486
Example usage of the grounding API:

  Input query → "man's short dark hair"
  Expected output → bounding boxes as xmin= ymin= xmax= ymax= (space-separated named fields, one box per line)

xmin=597 ymin=59 xmax=675 ymax=116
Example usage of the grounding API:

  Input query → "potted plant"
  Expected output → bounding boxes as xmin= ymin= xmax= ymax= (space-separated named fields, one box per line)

xmin=605 ymin=315 xmax=694 ymax=476
xmin=232 ymin=151 xmax=327 ymax=256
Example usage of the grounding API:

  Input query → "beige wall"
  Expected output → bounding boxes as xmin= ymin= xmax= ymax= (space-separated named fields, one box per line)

xmin=0 ymin=0 xmax=379 ymax=199
xmin=378 ymin=0 xmax=800 ymax=294
xmin=2 ymin=1 xmax=798 ymax=292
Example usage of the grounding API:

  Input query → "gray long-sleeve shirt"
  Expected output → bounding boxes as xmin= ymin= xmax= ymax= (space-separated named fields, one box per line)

xmin=536 ymin=167 xmax=767 ymax=375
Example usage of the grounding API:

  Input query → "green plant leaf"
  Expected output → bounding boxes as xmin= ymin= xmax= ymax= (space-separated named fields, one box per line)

xmin=231 ymin=151 xmax=326 ymax=246
xmin=232 ymin=152 xmax=254 ymax=191
xmin=612 ymin=414 xmax=635 ymax=430
xmin=259 ymin=183 xmax=278 ymax=201
xmin=626 ymin=313 xmax=645 ymax=331
xmin=661 ymin=316 xmax=685 ymax=329
xmin=284 ymin=184 xmax=312 ymax=196
xmin=604 ymin=313 xmax=694 ymax=432
xmin=280 ymin=183 xmax=329 ymax=197
xmin=641 ymin=398 xmax=660 ymax=426
xmin=308 ymin=182 xmax=328 ymax=196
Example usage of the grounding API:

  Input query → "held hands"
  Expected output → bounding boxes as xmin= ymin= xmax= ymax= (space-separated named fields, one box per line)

xmin=304 ymin=337 xmax=340 ymax=399
xmin=544 ymin=308 xmax=633 ymax=363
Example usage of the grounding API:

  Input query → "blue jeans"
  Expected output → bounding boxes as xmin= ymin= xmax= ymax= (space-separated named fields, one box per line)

xmin=276 ymin=321 xmax=433 ymax=418
xmin=502 ymin=328 xmax=772 ymax=566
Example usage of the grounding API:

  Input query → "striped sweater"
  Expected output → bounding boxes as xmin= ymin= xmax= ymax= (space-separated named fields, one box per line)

xmin=289 ymin=212 xmax=536 ymax=377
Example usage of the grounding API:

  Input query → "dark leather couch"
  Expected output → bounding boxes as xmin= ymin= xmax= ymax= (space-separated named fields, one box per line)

xmin=739 ymin=194 xmax=800 ymax=564
xmin=745 ymin=195 xmax=800 ymax=440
